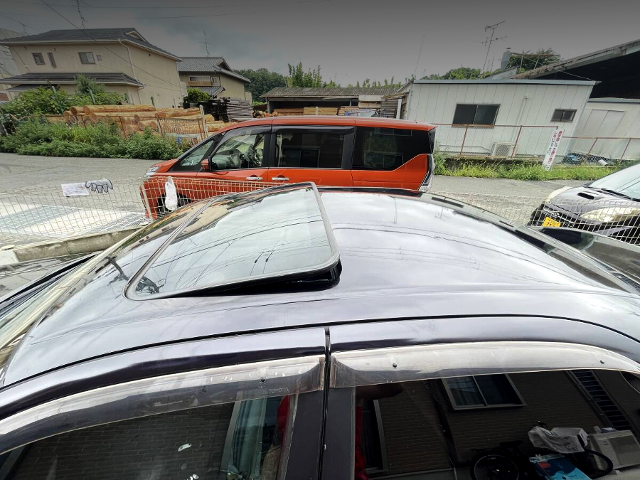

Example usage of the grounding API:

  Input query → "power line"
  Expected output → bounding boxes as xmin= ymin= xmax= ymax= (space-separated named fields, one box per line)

xmin=0 ymin=0 xmax=292 ymax=8
xmin=38 ymin=0 xmax=184 ymax=91
xmin=1 ymin=0 xmax=326 ymax=20
xmin=75 ymin=0 xmax=86 ymax=28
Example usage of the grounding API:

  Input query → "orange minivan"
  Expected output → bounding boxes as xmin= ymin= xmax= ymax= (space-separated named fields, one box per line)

xmin=141 ymin=116 xmax=435 ymax=216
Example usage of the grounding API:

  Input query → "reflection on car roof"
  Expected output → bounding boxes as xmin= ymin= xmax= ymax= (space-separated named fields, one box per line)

xmin=128 ymin=183 xmax=340 ymax=299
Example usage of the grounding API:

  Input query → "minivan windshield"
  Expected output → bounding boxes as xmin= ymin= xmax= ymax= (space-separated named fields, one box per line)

xmin=589 ymin=163 xmax=640 ymax=200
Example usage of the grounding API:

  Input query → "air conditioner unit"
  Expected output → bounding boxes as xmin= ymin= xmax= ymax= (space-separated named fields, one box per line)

xmin=490 ymin=142 xmax=514 ymax=158
xmin=587 ymin=431 xmax=640 ymax=470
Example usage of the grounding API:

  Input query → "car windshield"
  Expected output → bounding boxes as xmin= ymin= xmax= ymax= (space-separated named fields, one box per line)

xmin=590 ymin=164 xmax=640 ymax=199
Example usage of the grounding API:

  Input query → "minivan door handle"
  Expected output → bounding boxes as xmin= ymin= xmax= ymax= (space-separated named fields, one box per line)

xmin=271 ymin=176 xmax=289 ymax=181
xmin=246 ymin=175 xmax=263 ymax=181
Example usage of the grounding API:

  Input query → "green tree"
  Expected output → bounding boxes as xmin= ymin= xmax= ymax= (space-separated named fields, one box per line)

xmin=75 ymin=74 xmax=106 ymax=95
xmin=185 ymin=88 xmax=211 ymax=103
xmin=506 ymin=48 xmax=561 ymax=72
xmin=235 ymin=68 xmax=287 ymax=98
xmin=286 ymin=62 xmax=323 ymax=88
xmin=422 ymin=67 xmax=502 ymax=80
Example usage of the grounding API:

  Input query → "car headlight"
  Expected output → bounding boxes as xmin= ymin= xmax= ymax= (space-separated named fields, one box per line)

xmin=144 ymin=166 xmax=160 ymax=178
xmin=581 ymin=207 xmax=640 ymax=223
xmin=545 ymin=186 xmax=571 ymax=203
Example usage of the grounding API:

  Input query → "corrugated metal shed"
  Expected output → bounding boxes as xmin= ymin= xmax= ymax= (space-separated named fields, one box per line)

xmin=406 ymin=80 xmax=595 ymax=157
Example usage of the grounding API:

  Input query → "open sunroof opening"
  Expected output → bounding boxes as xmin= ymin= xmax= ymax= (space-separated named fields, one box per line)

xmin=127 ymin=183 xmax=340 ymax=299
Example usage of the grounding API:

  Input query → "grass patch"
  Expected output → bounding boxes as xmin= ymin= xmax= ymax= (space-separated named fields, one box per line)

xmin=0 ymin=119 xmax=190 ymax=160
xmin=433 ymin=153 xmax=628 ymax=181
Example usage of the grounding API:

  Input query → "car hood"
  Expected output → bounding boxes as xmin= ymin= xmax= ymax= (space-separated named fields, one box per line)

xmin=549 ymin=186 xmax=639 ymax=215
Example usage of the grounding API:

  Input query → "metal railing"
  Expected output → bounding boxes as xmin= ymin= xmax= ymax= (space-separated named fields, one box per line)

xmin=433 ymin=123 xmax=640 ymax=163
xmin=1 ymin=179 xmax=638 ymax=246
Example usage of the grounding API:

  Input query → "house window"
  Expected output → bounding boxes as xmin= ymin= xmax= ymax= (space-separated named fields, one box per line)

xmin=444 ymin=374 xmax=524 ymax=409
xmin=211 ymin=75 xmax=221 ymax=86
xmin=452 ymin=104 xmax=500 ymax=126
xmin=189 ymin=76 xmax=211 ymax=83
xmin=47 ymin=52 xmax=56 ymax=68
xmin=552 ymin=109 xmax=577 ymax=123
xmin=32 ymin=53 xmax=45 ymax=65
xmin=78 ymin=52 xmax=95 ymax=64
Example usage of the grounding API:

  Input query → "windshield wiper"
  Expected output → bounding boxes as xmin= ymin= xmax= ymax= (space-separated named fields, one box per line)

xmin=591 ymin=187 xmax=638 ymax=201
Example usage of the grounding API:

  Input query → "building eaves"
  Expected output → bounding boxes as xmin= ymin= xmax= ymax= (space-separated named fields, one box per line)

xmin=412 ymin=79 xmax=596 ymax=86
xmin=0 ymin=72 xmax=144 ymax=87
xmin=513 ymin=38 xmax=640 ymax=79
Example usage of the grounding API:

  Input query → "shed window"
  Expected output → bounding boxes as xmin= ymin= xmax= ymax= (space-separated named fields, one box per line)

xmin=78 ymin=52 xmax=95 ymax=64
xmin=552 ymin=109 xmax=577 ymax=123
xmin=47 ymin=52 xmax=56 ymax=68
xmin=452 ymin=104 xmax=499 ymax=126
xmin=31 ymin=53 xmax=45 ymax=65
xmin=444 ymin=374 xmax=523 ymax=408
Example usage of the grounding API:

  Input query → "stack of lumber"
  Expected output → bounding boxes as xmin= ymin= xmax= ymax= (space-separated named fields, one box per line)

xmin=273 ymin=108 xmax=304 ymax=116
xmin=303 ymin=106 xmax=338 ymax=115
xmin=225 ymin=99 xmax=253 ymax=122
xmin=338 ymin=106 xmax=360 ymax=116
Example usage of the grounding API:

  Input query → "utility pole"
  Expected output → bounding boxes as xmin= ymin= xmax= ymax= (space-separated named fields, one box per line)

xmin=482 ymin=20 xmax=506 ymax=73
xmin=202 ymin=31 xmax=210 ymax=57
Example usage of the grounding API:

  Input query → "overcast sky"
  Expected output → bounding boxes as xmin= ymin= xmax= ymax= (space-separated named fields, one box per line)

xmin=0 ymin=0 xmax=638 ymax=84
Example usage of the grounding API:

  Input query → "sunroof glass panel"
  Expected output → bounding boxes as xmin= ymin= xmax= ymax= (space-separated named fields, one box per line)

xmin=129 ymin=184 xmax=339 ymax=298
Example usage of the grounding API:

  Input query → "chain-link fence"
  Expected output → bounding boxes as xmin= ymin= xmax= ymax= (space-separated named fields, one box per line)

xmin=1 ymin=178 xmax=638 ymax=246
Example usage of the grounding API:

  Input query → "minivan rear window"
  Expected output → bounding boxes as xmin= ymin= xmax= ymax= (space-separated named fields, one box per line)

xmin=353 ymin=127 xmax=432 ymax=171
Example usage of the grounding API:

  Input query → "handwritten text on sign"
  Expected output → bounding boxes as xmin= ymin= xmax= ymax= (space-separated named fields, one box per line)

xmin=542 ymin=129 xmax=564 ymax=171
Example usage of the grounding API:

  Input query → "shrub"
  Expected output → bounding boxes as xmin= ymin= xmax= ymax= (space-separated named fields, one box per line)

xmin=185 ymin=88 xmax=211 ymax=103
xmin=0 ymin=120 xmax=186 ymax=160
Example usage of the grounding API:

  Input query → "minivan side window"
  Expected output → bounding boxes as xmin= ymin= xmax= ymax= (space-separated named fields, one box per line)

xmin=0 ymin=397 xmax=292 ymax=480
xmin=211 ymin=130 xmax=267 ymax=170
xmin=353 ymin=127 xmax=431 ymax=171
xmin=171 ymin=135 xmax=220 ymax=171
xmin=276 ymin=130 xmax=344 ymax=169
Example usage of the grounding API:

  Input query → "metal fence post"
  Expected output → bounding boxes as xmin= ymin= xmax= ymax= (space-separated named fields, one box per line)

xmin=511 ymin=125 xmax=523 ymax=160
xmin=583 ymin=138 xmax=598 ymax=163
xmin=459 ymin=125 xmax=469 ymax=158
xmin=620 ymin=138 xmax=632 ymax=161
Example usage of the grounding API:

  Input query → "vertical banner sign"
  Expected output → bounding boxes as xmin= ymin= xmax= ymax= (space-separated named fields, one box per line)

xmin=542 ymin=129 xmax=564 ymax=171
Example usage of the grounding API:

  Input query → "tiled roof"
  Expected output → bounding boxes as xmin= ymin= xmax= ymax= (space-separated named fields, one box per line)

xmin=178 ymin=57 xmax=226 ymax=71
xmin=263 ymin=86 xmax=401 ymax=98
xmin=0 ymin=28 xmax=179 ymax=60
xmin=0 ymin=72 xmax=143 ymax=87
xmin=178 ymin=57 xmax=250 ymax=83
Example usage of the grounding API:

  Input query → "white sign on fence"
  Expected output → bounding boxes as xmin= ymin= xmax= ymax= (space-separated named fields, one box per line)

xmin=542 ymin=129 xmax=564 ymax=171
xmin=61 ymin=183 xmax=89 ymax=197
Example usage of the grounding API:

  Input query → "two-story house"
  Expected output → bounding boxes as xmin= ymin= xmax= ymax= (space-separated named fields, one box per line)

xmin=0 ymin=28 xmax=183 ymax=108
xmin=178 ymin=57 xmax=251 ymax=102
